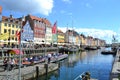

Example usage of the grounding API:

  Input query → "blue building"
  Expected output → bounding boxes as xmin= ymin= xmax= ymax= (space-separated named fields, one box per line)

xmin=21 ymin=20 xmax=34 ymax=42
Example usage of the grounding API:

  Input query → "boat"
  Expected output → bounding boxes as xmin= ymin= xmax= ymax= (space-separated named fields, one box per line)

xmin=101 ymin=50 xmax=116 ymax=55
xmin=67 ymin=47 xmax=79 ymax=52
xmin=51 ymin=53 xmax=68 ymax=63
xmin=85 ymin=46 xmax=97 ymax=50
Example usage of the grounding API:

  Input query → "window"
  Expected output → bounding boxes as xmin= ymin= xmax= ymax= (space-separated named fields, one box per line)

xmin=15 ymin=38 xmax=17 ymax=41
xmin=16 ymin=25 xmax=18 ymax=28
xmin=12 ymin=38 xmax=14 ymax=40
xmin=12 ymin=24 xmax=14 ymax=28
xmin=8 ymin=24 xmax=11 ymax=27
xmin=12 ymin=30 xmax=14 ymax=34
xmin=4 ymin=29 xmax=7 ymax=33
xmin=4 ymin=23 xmax=7 ymax=26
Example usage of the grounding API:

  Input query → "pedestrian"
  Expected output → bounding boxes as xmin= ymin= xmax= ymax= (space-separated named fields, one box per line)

xmin=48 ymin=53 xmax=52 ymax=63
xmin=10 ymin=58 xmax=15 ymax=70
xmin=3 ymin=57 xmax=8 ymax=71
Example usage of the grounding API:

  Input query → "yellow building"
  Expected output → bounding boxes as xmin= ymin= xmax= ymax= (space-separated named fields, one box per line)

xmin=57 ymin=29 xmax=65 ymax=45
xmin=0 ymin=15 xmax=21 ymax=46
xmin=80 ymin=34 xmax=86 ymax=46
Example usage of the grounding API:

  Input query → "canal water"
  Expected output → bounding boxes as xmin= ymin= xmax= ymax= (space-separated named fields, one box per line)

xmin=37 ymin=48 xmax=115 ymax=80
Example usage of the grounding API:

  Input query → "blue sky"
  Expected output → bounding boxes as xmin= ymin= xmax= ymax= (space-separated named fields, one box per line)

xmin=0 ymin=0 xmax=120 ymax=43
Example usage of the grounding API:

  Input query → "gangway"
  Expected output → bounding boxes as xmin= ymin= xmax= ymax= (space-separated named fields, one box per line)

xmin=74 ymin=72 xmax=90 ymax=80
xmin=74 ymin=72 xmax=97 ymax=80
xmin=74 ymin=72 xmax=84 ymax=80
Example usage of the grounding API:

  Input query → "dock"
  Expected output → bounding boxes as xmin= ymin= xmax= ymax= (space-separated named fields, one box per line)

xmin=110 ymin=49 xmax=120 ymax=80
xmin=0 ymin=63 xmax=58 ymax=80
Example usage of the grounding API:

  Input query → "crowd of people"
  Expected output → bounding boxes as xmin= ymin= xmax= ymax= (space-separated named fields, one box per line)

xmin=3 ymin=57 xmax=16 ymax=71
xmin=2 ymin=52 xmax=65 ymax=71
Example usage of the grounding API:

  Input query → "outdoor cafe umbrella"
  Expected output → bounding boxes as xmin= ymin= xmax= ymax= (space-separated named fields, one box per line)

xmin=7 ymin=49 xmax=23 ymax=55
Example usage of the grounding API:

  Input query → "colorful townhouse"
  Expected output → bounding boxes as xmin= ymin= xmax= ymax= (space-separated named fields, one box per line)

xmin=43 ymin=18 xmax=52 ymax=45
xmin=79 ymin=34 xmax=86 ymax=47
xmin=21 ymin=20 xmax=34 ymax=43
xmin=0 ymin=14 xmax=21 ymax=47
xmin=26 ymin=15 xmax=46 ymax=44
xmin=57 ymin=29 xmax=65 ymax=45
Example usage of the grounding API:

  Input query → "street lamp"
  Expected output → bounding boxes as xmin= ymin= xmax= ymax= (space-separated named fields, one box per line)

xmin=8 ymin=29 xmax=11 ymax=47
xmin=18 ymin=16 xmax=25 ymax=80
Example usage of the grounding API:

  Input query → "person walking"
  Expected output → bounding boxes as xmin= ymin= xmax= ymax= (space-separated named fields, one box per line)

xmin=48 ymin=53 xmax=52 ymax=63
xmin=3 ymin=57 xmax=8 ymax=71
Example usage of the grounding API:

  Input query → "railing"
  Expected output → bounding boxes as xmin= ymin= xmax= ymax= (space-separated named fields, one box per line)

xmin=74 ymin=71 xmax=91 ymax=80
xmin=74 ymin=73 xmax=83 ymax=80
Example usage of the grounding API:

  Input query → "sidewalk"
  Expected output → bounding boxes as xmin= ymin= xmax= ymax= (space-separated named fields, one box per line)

xmin=0 ymin=63 xmax=58 ymax=80
xmin=110 ymin=50 xmax=120 ymax=80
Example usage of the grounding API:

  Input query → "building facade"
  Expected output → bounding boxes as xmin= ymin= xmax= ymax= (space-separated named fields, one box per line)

xmin=57 ymin=29 xmax=65 ymax=45
xmin=27 ymin=15 xmax=46 ymax=44
xmin=43 ymin=18 xmax=52 ymax=45
xmin=0 ymin=15 xmax=21 ymax=46
xmin=21 ymin=20 xmax=34 ymax=42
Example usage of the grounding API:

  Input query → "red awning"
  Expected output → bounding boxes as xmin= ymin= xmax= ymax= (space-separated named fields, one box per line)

xmin=8 ymin=49 xmax=23 ymax=55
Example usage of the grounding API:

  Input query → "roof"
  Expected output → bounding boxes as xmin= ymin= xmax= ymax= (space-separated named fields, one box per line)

xmin=57 ymin=29 xmax=63 ymax=33
xmin=2 ymin=15 xmax=20 ymax=23
xmin=29 ymin=14 xmax=42 ymax=21
xmin=42 ymin=18 xmax=51 ymax=25
xmin=28 ymin=14 xmax=51 ymax=26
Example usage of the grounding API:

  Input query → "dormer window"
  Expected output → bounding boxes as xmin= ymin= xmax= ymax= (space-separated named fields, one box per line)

xmin=8 ymin=19 xmax=10 ymax=22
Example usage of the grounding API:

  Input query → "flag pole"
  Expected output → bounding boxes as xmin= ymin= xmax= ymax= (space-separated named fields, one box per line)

xmin=18 ymin=16 xmax=25 ymax=80
xmin=56 ymin=21 xmax=58 ymax=53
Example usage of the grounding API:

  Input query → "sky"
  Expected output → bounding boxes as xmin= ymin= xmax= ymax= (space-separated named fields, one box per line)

xmin=0 ymin=0 xmax=120 ymax=44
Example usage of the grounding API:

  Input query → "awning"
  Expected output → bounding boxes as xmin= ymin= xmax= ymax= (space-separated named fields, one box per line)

xmin=7 ymin=49 xmax=23 ymax=55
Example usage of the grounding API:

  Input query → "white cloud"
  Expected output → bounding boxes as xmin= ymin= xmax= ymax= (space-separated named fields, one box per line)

xmin=0 ymin=0 xmax=54 ymax=16
xmin=58 ymin=27 xmax=118 ymax=43
xmin=62 ymin=0 xmax=72 ymax=4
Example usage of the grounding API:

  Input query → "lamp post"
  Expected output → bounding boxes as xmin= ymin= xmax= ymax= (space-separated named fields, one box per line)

xmin=18 ymin=16 xmax=25 ymax=80
xmin=8 ymin=29 xmax=11 ymax=47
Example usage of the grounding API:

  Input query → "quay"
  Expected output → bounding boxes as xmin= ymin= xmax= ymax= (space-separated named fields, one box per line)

xmin=0 ymin=63 xmax=58 ymax=80
xmin=110 ymin=49 xmax=120 ymax=80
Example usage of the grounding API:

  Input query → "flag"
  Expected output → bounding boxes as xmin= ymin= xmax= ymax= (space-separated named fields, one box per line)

xmin=16 ymin=30 xmax=21 ymax=43
xmin=52 ymin=21 xmax=57 ymax=34
xmin=0 ymin=6 xmax=2 ymax=14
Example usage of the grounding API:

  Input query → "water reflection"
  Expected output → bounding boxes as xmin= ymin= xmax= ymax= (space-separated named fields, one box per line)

xmin=36 ymin=49 xmax=114 ymax=80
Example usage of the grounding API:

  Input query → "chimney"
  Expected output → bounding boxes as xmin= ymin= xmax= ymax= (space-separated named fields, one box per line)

xmin=10 ymin=14 xmax=13 ymax=18
xmin=0 ymin=6 xmax=2 ymax=14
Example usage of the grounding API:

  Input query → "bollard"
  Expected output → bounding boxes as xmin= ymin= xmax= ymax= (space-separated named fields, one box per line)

xmin=68 ymin=52 xmax=69 ymax=54
xmin=44 ymin=63 xmax=48 ymax=76
xmin=36 ymin=66 xmax=39 ymax=79
xmin=58 ymin=61 xmax=60 ymax=68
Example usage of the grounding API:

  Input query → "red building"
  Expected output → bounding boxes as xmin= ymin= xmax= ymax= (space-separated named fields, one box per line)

xmin=26 ymin=14 xmax=51 ymax=44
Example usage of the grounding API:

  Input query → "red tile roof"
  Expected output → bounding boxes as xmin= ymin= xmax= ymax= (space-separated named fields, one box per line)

xmin=29 ymin=14 xmax=51 ymax=26
xmin=29 ymin=14 xmax=42 ymax=21
xmin=2 ymin=16 xmax=20 ymax=24
xmin=42 ymin=18 xmax=51 ymax=25
xmin=57 ymin=29 xmax=63 ymax=33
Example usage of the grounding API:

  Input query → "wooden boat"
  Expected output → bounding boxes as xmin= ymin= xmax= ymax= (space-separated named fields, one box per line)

xmin=51 ymin=54 xmax=68 ymax=63
xmin=85 ymin=46 xmax=97 ymax=50
xmin=101 ymin=50 xmax=116 ymax=55
xmin=67 ymin=47 xmax=79 ymax=52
